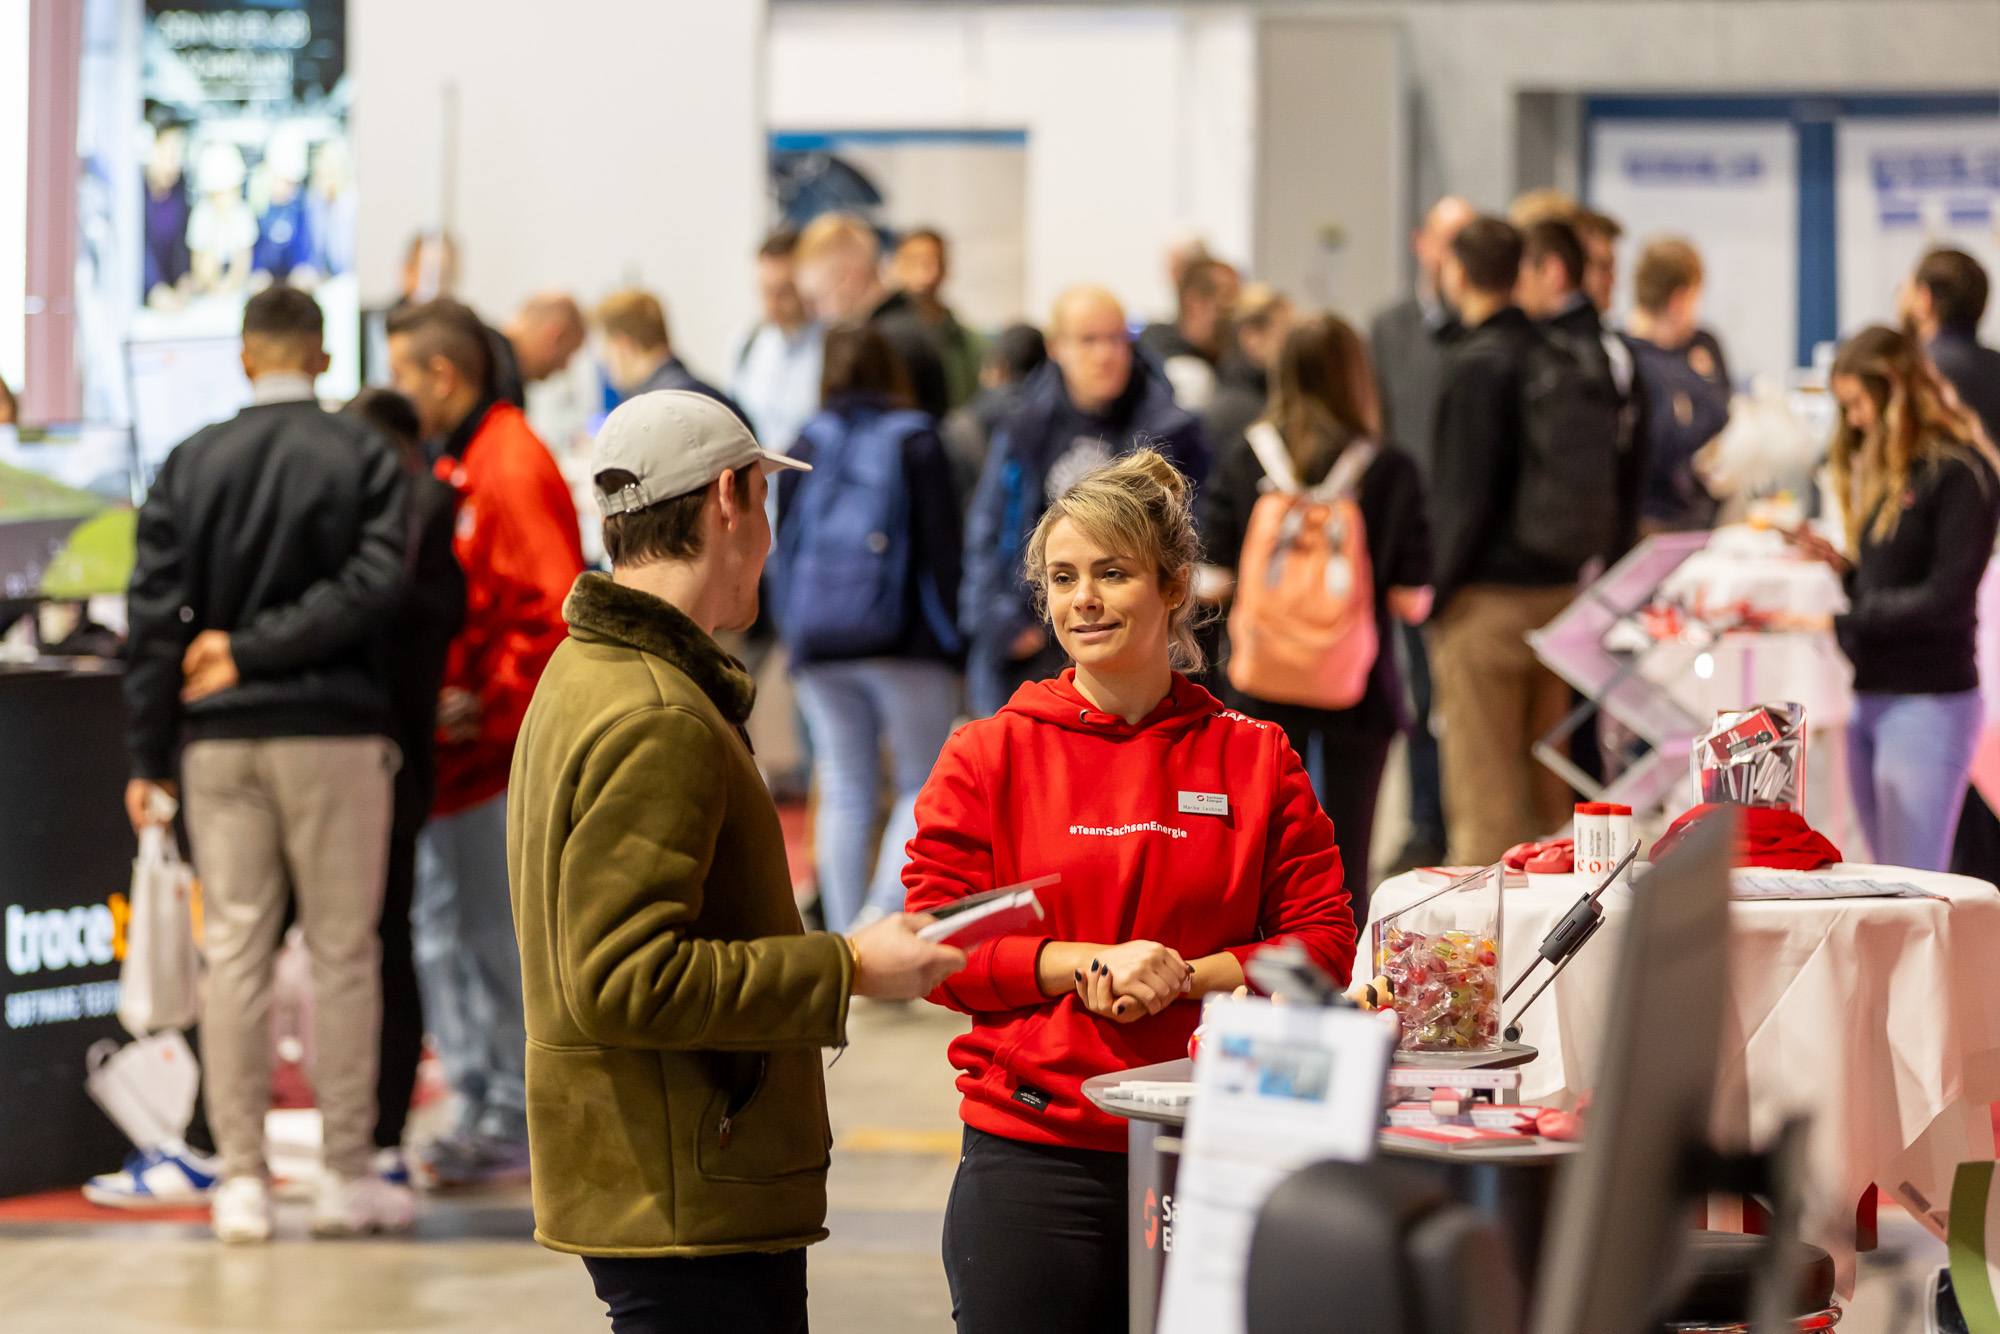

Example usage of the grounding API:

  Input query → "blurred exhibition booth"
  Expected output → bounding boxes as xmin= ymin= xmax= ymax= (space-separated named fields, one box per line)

xmin=12 ymin=5 xmax=2000 ymax=1333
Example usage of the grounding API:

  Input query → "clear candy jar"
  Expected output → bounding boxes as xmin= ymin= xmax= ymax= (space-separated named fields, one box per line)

xmin=1373 ymin=863 xmax=1504 ymax=1054
xmin=1692 ymin=701 xmax=1807 ymax=811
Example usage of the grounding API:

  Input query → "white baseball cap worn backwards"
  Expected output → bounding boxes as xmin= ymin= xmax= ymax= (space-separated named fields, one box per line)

xmin=590 ymin=390 xmax=809 ymax=517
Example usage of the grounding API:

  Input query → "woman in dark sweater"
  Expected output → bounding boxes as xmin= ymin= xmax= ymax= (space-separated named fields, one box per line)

xmin=1199 ymin=314 xmax=1433 ymax=923
xmin=1793 ymin=325 xmax=2000 ymax=870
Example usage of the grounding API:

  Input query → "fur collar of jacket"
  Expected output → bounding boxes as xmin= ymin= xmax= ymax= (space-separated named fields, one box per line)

xmin=562 ymin=571 xmax=756 ymax=724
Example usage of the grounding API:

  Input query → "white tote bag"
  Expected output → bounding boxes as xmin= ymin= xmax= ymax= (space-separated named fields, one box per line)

xmin=117 ymin=800 xmax=203 ymax=1038
xmin=84 ymin=1030 xmax=201 ymax=1151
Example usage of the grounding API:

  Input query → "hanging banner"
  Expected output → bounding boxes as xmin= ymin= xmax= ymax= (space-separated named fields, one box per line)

xmin=1589 ymin=120 xmax=1797 ymax=385
xmin=1837 ymin=117 xmax=2000 ymax=346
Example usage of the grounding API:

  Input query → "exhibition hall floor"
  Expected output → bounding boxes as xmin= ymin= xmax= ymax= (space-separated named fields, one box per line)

xmin=0 ymin=999 xmax=1953 ymax=1333
xmin=0 ymin=1000 xmax=968 ymax=1334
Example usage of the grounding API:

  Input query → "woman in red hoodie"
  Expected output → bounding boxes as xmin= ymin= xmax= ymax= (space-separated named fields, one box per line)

xmin=903 ymin=449 xmax=1354 ymax=1334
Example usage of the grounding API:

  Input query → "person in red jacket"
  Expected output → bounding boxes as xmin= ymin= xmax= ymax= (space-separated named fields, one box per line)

xmin=903 ymin=449 xmax=1353 ymax=1334
xmin=387 ymin=298 xmax=585 ymax=1186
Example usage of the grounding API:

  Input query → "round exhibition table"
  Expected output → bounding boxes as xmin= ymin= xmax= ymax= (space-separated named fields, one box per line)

xmin=1367 ymin=863 xmax=2000 ymax=1293
xmin=1086 ymin=1047 xmax=1571 ymax=1334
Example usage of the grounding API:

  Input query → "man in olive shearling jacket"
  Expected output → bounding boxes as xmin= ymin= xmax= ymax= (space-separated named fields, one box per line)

xmin=507 ymin=390 xmax=962 ymax=1333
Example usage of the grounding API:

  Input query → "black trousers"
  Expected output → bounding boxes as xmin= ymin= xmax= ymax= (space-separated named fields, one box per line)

xmin=1398 ymin=619 xmax=1447 ymax=846
xmin=582 ymin=1249 xmax=808 ymax=1334
xmin=373 ymin=767 xmax=428 ymax=1149
xmin=942 ymin=1125 xmax=1128 ymax=1334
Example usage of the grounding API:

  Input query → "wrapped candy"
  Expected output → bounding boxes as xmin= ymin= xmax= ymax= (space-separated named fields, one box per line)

xmin=1375 ymin=925 xmax=1501 ymax=1053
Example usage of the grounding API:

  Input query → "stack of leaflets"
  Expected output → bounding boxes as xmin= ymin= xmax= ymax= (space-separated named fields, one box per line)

xmin=1729 ymin=871 xmax=1939 ymax=901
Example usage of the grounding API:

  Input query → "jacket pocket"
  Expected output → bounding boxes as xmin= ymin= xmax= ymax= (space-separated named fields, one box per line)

xmin=526 ymin=1041 xmax=673 ymax=1250
xmin=693 ymin=1048 xmax=831 ymax=1184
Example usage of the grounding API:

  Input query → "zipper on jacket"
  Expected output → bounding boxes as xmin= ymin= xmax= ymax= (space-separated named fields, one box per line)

xmin=715 ymin=1052 xmax=768 ymax=1149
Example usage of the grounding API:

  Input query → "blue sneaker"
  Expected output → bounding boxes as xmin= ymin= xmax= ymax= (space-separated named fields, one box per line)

xmin=83 ymin=1143 xmax=220 ymax=1210
xmin=371 ymin=1146 xmax=412 ymax=1188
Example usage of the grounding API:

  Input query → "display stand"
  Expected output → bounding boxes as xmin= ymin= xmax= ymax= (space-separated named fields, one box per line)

xmin=0 ymin=660 xmax=139 ymax=1197
xmin=1526 ymin=531 xmax=1711 ymax=812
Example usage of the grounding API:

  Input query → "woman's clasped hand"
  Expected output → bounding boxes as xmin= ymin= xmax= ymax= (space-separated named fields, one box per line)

xmin=1070 ymin=939 xmax=1191 ymax=1022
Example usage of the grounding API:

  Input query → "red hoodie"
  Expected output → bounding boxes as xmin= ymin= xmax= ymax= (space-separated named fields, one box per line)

xmin=433 ymin=401 xmax=585 ymax=815
xmin=902 ymin=670 xmax=1354 ymax=1153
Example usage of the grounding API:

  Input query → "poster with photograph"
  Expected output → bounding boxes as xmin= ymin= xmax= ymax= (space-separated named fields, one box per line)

xmin=76 ymin=0 xmax=353 ymax=465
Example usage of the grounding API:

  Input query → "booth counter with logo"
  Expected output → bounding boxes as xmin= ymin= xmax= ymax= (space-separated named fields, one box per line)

xmin=0 ymin=661 xmax=142 ymax=1197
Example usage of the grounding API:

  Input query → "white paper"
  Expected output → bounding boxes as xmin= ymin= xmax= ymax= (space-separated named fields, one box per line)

xmin=1156 ymin=998 xmax=1395 ymax=1334
xmin=1731 ymin=870 xmax=1935 ymax=901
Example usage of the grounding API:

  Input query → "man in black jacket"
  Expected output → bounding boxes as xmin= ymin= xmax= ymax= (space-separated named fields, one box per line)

xmin=595 ymin=288 xmax=745 ymax=422
xmin=1904 ymin=247 xmax=2000 ymax=444
xmin=1137 ymin=256 xmax=1240 ymax=413
xmin=1426 ymin=217 xmax=1576 ymax=866
xmin=1201 ymin=282 xmax=1293 ymax=450
xmin=124 ymin=285 xmax=409 ymax=1244
xmin=1517 ymin=217 xmax=1649 ymax=563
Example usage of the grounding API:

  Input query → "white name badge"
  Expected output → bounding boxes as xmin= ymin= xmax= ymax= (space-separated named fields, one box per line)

xmin=1178 ymin=791 xmax=1229 ymax=817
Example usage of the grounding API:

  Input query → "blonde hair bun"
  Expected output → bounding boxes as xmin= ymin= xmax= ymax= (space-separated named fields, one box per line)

xmin=1112 ymin=447 xmax=1190 ymax=504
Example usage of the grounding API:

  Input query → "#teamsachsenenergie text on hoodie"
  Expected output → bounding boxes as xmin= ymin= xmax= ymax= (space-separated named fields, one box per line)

xmin=903 ymin=670 xmax=1356 ymax=1153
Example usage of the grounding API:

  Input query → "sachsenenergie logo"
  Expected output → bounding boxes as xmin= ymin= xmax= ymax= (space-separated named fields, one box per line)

xmin=1069 ymin=821 xmax=1188 ymax=840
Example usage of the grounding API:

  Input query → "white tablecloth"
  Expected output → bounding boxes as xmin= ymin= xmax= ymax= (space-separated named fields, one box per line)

xmin=1365 ymin=864 xmax=2000 ymax=1292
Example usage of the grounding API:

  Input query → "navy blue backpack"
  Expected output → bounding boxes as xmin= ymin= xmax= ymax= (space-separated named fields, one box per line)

xmin=776 ymin=405 xmax=949 ymax=659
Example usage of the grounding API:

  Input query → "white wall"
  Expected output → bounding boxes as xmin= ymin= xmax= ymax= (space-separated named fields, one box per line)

xmin=351 ymin=0 xmax=765 ymax=378
xmin=768 ymin=6 xmax=1257 ymax=324
xmin=1254 ymin=17 xmax=1404 ymax=325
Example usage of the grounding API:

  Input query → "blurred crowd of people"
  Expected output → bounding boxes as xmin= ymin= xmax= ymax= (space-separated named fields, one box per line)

xmin=102 ymin=185 xmax=2000 ymax=1245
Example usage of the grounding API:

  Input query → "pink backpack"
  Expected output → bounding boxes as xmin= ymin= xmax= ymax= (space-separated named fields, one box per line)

xmin=1225 ymin=423 xmax=1379 ymax=710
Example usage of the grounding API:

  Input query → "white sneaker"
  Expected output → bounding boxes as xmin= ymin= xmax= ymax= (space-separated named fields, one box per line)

xmin=84 ymin=1143 xmax=220 ymax=1210
xmin=311 ymin=1170 xmax=416 ymax=1237
xmin=211 ymin=1175 xmax=273 ymax=1244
